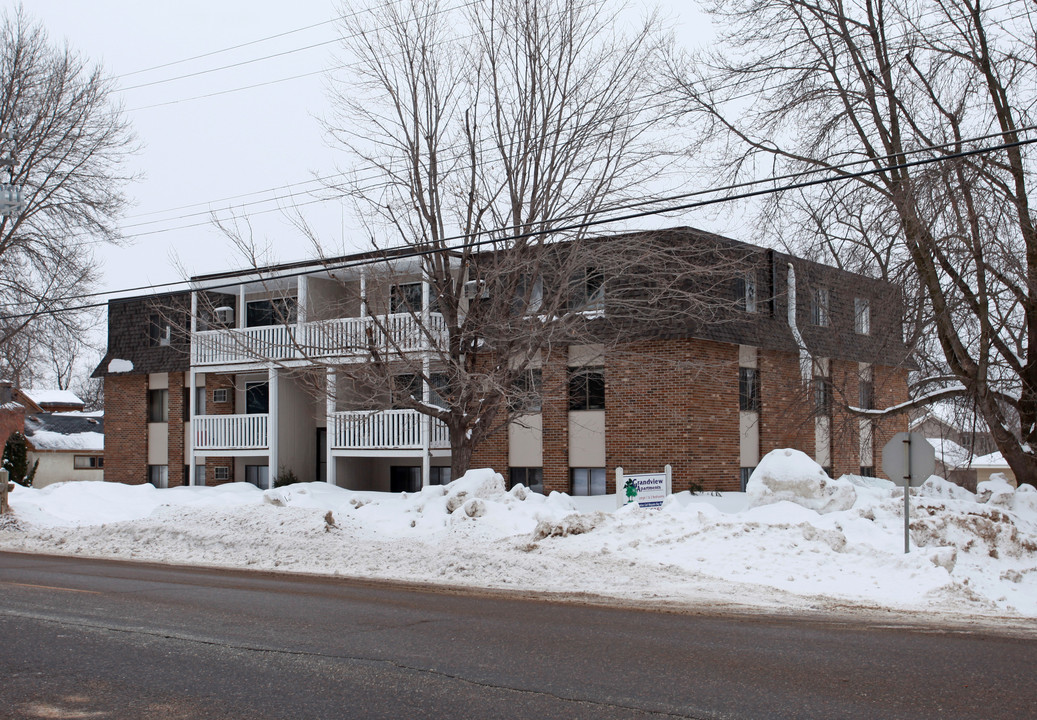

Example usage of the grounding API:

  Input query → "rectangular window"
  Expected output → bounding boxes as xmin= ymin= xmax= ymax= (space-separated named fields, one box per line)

xmin=811 ymin=288 xmax=830 ymax=327
xmin=73 ymin=456 xmax=104 ymax=469
xmin=814 ymin=378 xmax=832 ymax=416
xmin=568 ymin=367 xmax=605 ymax=411
xmin=213 ymin=465 xmax=230 ymax=482
xmin=859 ymin=379 xmax=874 ymax=410
xmin=570 ymin=467 xmax=606 ymax=496
xmin=212 ymin=388 xmax=229 ymax=404
xmin=740 ymin=466 xmax=755 ymax=491
xmin=245 ymin=381 xmax=269 ymax=414
xmin=391 ymin=282 xmax=438 ymax=314
xmin=148 ymin=389 xmax=169 ymax=423
xmin=854 ymin=297 xmax=871 ymax=335
xmin=245 ymin=464 xmax=270 ymax=489
xmin=736 ymin=273 xmax=757 ymax=313
xmin=859 ymin=466 xmax=875 ymax=477
xmin=512 ymin=274 xmax=543 ymax=314
xmin=569 ymin=268 xmax=604 ymax=312
xmin=511 ymin=369 xmax=543 ymax=413
xmin=738 ymin=368 xmax=760 ymax=413
xmin=392 ymin=374 xmax=422 ymax=408
xmin=509 ymin=467 xmax=544 ymax=494
xmin=246 ymin=297 xmax=297 ymax=328
xmin=390 ymin=466 xmax=422 ymax=493
xmin=148 ymin=464 xmax=168 ymax=488
xmin=148 ymin=315 xmax=172 ymax=347
xmin=429 ymin=467 xmax=452 ymax=486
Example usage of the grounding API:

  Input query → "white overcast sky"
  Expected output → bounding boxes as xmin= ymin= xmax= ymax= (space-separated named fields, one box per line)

xmin=25 ymin=1 xmax=718 ymax=301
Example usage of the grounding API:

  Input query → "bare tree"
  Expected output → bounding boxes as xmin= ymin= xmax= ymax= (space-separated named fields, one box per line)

xmin=673 ymin=0 xmax=1037 ymax=485
xmin=0 ymin=7 xmax=136 ymax=376
xmin=216 ymin=0 xmax=741 ymax=479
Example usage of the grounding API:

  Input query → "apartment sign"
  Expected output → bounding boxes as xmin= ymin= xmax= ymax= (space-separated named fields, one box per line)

xmin=617 ymin=465 xmax=672 ymax=509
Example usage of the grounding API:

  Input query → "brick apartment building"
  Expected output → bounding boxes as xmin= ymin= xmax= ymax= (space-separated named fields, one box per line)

xmin=93 ymin=227 xmax=911 ymax=495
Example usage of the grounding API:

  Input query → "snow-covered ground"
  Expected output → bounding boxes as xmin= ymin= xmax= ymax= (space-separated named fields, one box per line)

xmin=2 ymin=449 xmax=1035 ymax=626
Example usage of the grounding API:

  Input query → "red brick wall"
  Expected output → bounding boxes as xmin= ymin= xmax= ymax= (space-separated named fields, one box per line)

xmin=606 ymin=339 xmax=742 ymax=492
xmin=758 ymin=348 xmax=816 ymax=460
xmin=0 ymin=404 xmax=25 ymax=448
xmin=104 ymin=374 xmax=148 ymax=485
xmin=873 ymin=364 xmax=910 ymax=480
xmin=167 ymin=371 xmax=186 ymax=486
xmin=540 ymin=349 xmax=571 ymax=494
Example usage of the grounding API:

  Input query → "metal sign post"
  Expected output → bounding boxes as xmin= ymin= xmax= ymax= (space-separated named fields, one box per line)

xmin=882 ymin=432 xmax=936 ymax=554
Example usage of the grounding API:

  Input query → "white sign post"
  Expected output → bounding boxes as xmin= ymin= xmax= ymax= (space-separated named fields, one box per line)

xmin=881 ymin=432 xmax=936 ymax=554
xmin=616 ymin=465 xmax=672 ymax=509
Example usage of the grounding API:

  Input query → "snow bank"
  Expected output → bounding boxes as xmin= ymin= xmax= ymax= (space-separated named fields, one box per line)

xmin=746 ymin=449 xmax=856 ymax=514
xmin=1 ymin=458 xmax=1035 ymax=622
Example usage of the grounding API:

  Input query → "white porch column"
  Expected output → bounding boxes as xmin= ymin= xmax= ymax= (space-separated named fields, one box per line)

xmin=188 ymin=369 xmax=196 ymax=486
xmin=360 ymin=270 xmax=368 ymax=318
xmin=189 ymin=292 xmax=198 ymax=487
xmin=298 ymin=275 xmax=309 ymax=325
xmin=238 ymin=285 xmax=246 ymax=329
xmin=268 ymin=365 xmax=279 ymax=489
xmin=326 ymin=368 xmax=336 ymax=486
xmin=421 ymin=276 xmax=431 ymax=488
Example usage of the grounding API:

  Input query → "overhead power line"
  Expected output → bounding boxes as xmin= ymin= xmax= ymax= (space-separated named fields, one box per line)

xmin=2 ymin=131 xmax=1033 ymax=320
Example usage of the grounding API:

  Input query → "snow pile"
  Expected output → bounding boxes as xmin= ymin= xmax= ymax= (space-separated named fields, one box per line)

xmin=1 ymin=449 xmax=1036 ymax=622
xmin=27 ymin=429 xmax=103 ymax=452
xmin=107 ymin=359 xmax=133 ymax=373
xmin=746 ymin=448 xmax=856 ymax=513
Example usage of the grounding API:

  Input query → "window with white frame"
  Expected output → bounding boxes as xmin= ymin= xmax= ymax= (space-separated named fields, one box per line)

xmin=212 ymin=388 xmax=229 ymax=404
xmin=148 ymin=315 xmax=172 ymax=346
xmin=736 ymin=273 xmax=757 ymax=313
xmin=148 ymin=464 xmax=168 ymax=488
xmin=213 ymin=466 xmax=230 ymax=482
xmin=570 ymin=467 xmax=606 ymax=496
xmin=568 ymin=367 xmax=605 ymax=411
xmin=148 ymin=389 xmax=168 ymax=423
xmin=811 ymin=288 xmax=830 ymax=327
xmin=854 ymin=297 xmax=871 ymax=335
xmin=568 ymin=268 xmax=604 ymax=312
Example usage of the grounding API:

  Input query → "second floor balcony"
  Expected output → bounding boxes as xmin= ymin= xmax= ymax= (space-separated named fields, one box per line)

xmin=191 ymin=312 xmax=446 ymax=366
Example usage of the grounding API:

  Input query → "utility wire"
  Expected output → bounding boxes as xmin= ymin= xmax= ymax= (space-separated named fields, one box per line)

xmin=2 ymin=133 xmax=1033 ymax=320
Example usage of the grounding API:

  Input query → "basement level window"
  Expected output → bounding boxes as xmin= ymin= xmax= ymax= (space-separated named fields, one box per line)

xmin=74 ymin=455 xmax=103 ymax=470
xmin=740 ymin=467 xmax=755 ymax=491
xmin=570 ymin=467 xmax=606 ymax=496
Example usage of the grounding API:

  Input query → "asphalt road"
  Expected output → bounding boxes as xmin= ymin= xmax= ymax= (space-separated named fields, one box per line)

xmin=0 ymin=552 xmax=1033 ymax=719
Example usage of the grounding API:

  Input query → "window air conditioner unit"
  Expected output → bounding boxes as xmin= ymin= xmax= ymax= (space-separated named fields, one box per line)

xmin=463 ymin=279 xmax=488 ymax=300
xmin=213 ymin=306 xmax=234 ymax=326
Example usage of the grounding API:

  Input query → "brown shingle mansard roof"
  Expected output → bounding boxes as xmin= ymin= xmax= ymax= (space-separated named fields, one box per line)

xmin=92 ymin=227 xmax=912 ymax=377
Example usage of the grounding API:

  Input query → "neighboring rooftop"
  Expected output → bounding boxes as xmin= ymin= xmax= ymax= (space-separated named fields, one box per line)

xmin=21 ymin=389 xmax=86 ymax=413
xmin=24 ymin=412 xmax=104 ymax=452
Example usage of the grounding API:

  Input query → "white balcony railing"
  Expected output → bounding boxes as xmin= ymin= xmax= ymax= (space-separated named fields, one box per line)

xmin=191 ymin=313 xmax=446 ymax=366
xmin=331 ymin=409 xmax=450 ymax=451
xmin=193 ymin=414 xmax=269 ymax=451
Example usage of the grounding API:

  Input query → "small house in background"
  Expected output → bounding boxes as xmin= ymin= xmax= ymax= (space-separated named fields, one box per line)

xmin=18 ymin=388 xmax=87 ymax=414
xmin=0 ymin=384 xmax=105 ymax=487
xmin=914 ymin=401 xmax=1015 ymax=490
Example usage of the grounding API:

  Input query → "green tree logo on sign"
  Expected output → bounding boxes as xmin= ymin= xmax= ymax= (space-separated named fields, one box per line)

xmin=624 ymin=478 xmax=638 ymax=504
